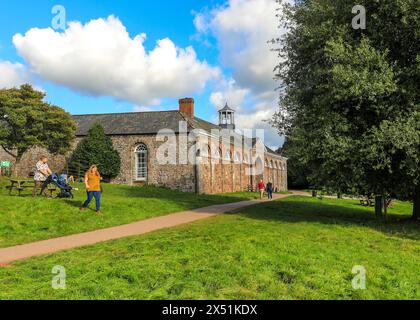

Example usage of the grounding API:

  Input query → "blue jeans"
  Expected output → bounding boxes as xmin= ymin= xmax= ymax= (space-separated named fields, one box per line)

xmin=267 ymin=189 xmax=273 ymax=199
xmin=82 ymin=191 xmax=101 ymax=211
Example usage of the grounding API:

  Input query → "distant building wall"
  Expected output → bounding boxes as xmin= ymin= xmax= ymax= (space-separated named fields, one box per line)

xmin=0 ymin=146 xmax=71 ymax=177
xmin=0 ymin=135 xmax=287 ymax=194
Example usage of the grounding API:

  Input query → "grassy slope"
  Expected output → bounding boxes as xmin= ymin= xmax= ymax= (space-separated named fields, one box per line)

xmin=0 ymin=180 xmax=255 ymax=247
xmin=0 ymin=196 xmax=418 ymax=300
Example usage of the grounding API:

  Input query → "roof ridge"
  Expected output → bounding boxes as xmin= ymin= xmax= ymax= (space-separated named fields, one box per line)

xmin=191 ymin=116 xmax=221 ymax=127
xmin=177 ymin=111 xmax=192 ymax=127
xmin=72 ymin=110 xmax=179 ymax=117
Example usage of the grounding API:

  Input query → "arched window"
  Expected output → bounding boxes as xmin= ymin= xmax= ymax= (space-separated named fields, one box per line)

xmin=274 ymin=161 xmax=278 ymax=169
xmin=234 ymin=152 xmax=241 ymax=163
xmin=255 ymin=157 xmax=263 ymax=175
xmin=243 ymin=154 xmax=249 ymax=164
xmin=224 ymin=149 xmax=231 ymax=161
xmin=135 ymin=144 xmax=148 ymax=181
xmin=270 ymin=160 xmax=273 ymax=168
xmin=211 ymin=147 xmax=220 ymax=159
xmin=265 ymin=159 xmax=269 ymax=167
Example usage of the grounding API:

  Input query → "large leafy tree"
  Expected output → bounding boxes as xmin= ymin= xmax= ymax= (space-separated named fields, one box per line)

xmin=69 ymin=123 xmax=121 ymax=180
xmin=272 ymin=0 xmax=419 ymax=219
xmin=0 ymin=84 xmax=76 ymax=170
xmin=277 ymin=141 xmax=310 ymax=189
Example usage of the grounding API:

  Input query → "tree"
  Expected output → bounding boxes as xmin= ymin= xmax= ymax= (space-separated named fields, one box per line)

xmin=272 ymin=0 xmax=419 ymax=219
xmin=0 ymin=84 xmax=76 ymax=172
xmin=69 ymin=123 xmax=121 ymax=180
xmin=277 ymin=139 xmax=310 ymax=189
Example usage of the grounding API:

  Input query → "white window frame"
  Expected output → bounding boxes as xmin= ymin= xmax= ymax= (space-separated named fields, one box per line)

xmin=135 ymin=144 xmax=148 ymax=182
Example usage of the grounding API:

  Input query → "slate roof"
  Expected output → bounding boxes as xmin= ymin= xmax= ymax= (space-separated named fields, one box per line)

xmin=72 ymin=110 xmax=283 ymax=157
xmin=219 ymin=103 xmax=235 ymax=112
xmin=73 ymin=111 xmax=190 ymax=136
xmin=187 ymin=116 xmax=221 ymax=132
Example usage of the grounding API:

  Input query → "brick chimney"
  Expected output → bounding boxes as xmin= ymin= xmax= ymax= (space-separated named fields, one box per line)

xmin=179 ymin=98 xmax=194 ymax=119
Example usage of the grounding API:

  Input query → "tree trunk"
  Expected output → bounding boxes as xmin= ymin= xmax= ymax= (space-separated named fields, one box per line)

xmin=375 ymin=196 xmax=383 ymax=219
xmin=412 ymin=185 xmax=420 ymax=221
xmin=13 ymin=156 xmax=21 ymax=177
xmin=383 ymin=195 xmax=388 ymax=220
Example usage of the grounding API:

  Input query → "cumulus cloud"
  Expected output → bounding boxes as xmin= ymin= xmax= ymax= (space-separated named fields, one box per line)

xmin=208 ymin=76 xmax=281 ymax=148
xmin=236 ymin=100 xmax=282 ymax=149
xmin=196 ymin=0 xmax=288 ymax=148
xmin=0 ymin=61 xmax=30 ymax=89
xmin=210 ymin=78 xmax=249 ymax=110
xmin=194 ymin=0 xmax=281 ymax=95
xmin=13 ymin=15 xmax=220 ymax=105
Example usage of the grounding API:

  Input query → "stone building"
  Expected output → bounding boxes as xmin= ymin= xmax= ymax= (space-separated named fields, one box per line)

xmin=0 ymin=98 xmax=287 ymax=194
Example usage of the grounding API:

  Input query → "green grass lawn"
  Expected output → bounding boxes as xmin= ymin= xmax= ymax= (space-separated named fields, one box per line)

xmin=0 ymin=180 xmax=256 ymax=248
xmin=0 ymin=196 xmax=418 ymax=300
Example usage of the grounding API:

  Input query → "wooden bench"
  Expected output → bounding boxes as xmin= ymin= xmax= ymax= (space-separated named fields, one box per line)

xmin=6 ymin=179 xmax=56 ymax=196
xmin=7 ymin=179 xmax=34 ymax=196
xmin=360 ymin=198 xmax=374 ymax=207
xmin=47 ymin=186 xmax=57 ymax=197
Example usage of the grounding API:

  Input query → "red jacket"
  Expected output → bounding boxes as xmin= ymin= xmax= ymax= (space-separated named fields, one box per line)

xmin=258 ymin=182 xmax=265 ymax=190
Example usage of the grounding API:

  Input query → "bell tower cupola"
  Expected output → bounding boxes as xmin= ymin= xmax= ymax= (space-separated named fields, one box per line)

xmin=218 ymin=103 xmax=235 ymax=130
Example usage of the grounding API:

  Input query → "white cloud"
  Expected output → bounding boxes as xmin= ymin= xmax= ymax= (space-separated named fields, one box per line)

xmin=133 ymin=106 xmax=153 ymax=112
xmin=195 ymin=0 xmax=281 ymax=95
xmin=193 ymin=13 xmax=210 ymax=34
xmin=209 ymin=77 xmax=281 ymax=147
xmin=236 ymin=101 xmax=282 ymax=149
xmin=0 ymin=61 xmax=30 ymax=89
xmin=210 ymin=78 xmax=249 ymax=110
xmin=196 ymin=0 xmax=288 ymax=148
xmin=13 ymin=15 xmax=220 ymax=105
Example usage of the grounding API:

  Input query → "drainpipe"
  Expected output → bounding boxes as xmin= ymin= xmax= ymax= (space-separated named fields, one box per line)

xmin=194 ymin=146 xmax=200 ymax=194
xmin=194 ymin=163 xmax=199 ymax=194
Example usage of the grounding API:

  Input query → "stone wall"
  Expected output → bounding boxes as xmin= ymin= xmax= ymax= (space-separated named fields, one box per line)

xmin=109 ymin=134 xmax=196 ymax=193
xmin=0 ymin=135 xmax=197 ymax=193
xmin=263 ymin=155 xmax=288 ymax=192
xmin=195 ymin=144 xmax=287 ymax=194
xmin=0 ymin=146 xmax=71 ymax=177
xmin=0 ymin=134 xmax=288 ymax=194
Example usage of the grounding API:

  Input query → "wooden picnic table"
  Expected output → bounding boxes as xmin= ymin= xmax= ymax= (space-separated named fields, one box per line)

xmin=6 ymin=179 xmax=56 ymax=196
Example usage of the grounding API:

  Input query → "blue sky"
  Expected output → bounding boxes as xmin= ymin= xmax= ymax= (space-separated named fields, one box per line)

xmin=0 ymin=0 xmax=284 ymax=147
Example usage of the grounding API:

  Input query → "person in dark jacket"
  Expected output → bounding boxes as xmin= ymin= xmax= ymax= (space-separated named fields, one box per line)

xmin=266 ymin=181 xmax=273 ymax=200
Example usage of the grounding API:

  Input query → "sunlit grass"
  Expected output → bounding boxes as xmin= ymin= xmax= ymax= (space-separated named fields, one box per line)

xmin=0 ymin=182 xmax=255 ymax=247
xmin=0 ymin=196 xmax=417 ymax=300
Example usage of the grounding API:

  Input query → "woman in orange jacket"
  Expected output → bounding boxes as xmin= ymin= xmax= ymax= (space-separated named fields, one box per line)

xmin=80 ymin=165 xmax=103 ymax=215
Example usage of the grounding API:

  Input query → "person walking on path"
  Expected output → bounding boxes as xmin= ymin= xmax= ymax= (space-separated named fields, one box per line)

xmin=80 ymin=165 xmax=103 ymax=215
xmin=257 ymin=179 xmax=265 ymax=200
xmin=266 ymin=181 xmax=273 ymax=200
xmin=32 ymin=156 xmax=52 ymax=197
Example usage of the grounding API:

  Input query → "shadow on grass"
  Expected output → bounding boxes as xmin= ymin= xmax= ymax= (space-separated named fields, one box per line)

xmin=236 ymin=197 xmax=419 ymax=241
xmin=1 ymin=183 xmax=253 ymax=214
xmin=63 ymin=199 xmax=84 ymax=209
